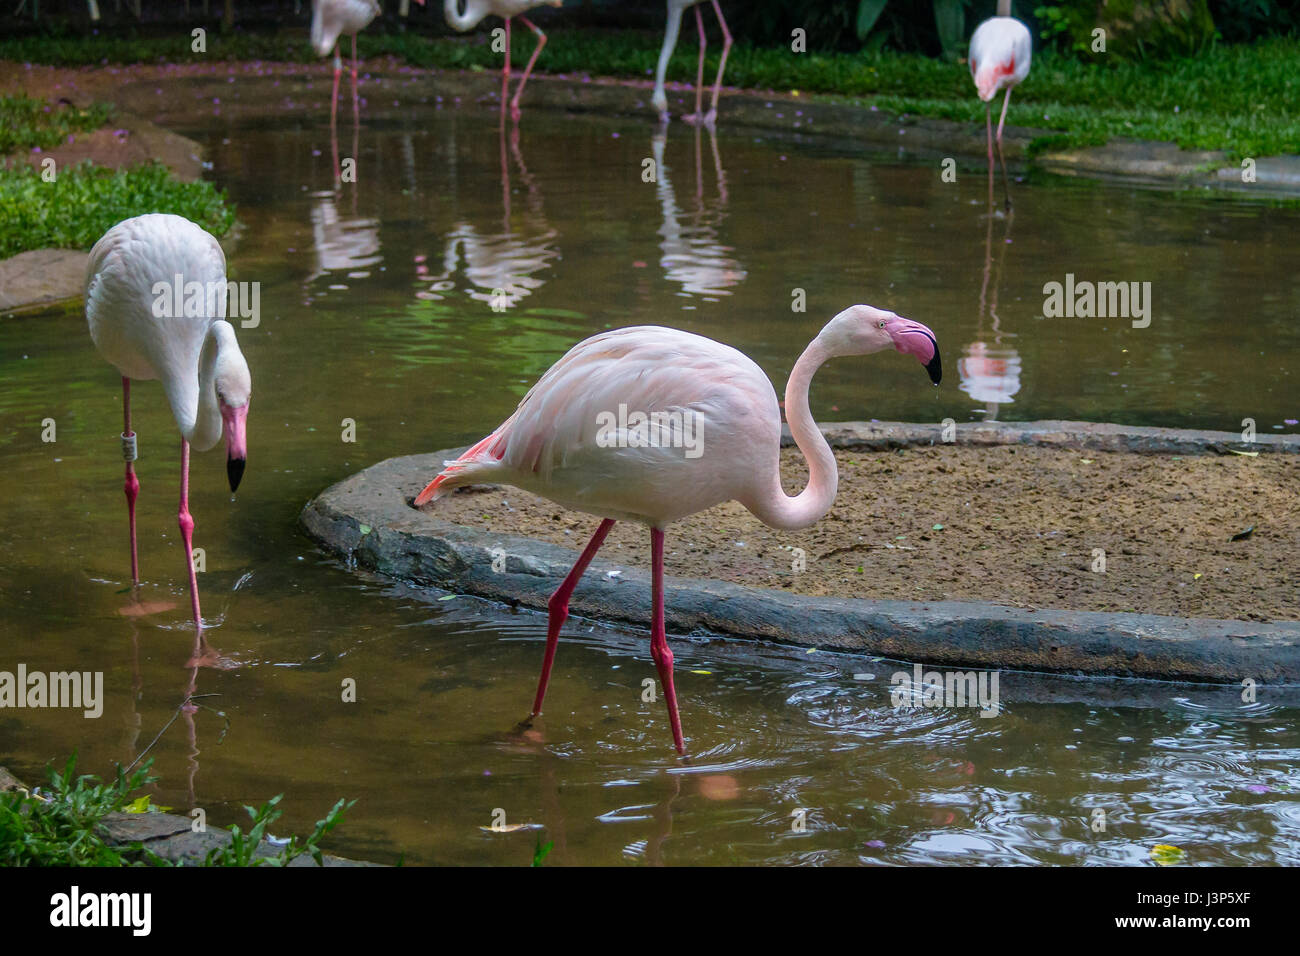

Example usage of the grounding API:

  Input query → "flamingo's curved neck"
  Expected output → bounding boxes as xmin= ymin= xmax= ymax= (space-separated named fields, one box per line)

xmin=444 ymin=0 xmax=486 ymax=32
xmin=166 ymin=323 xmax=235 ymax=452
xmin=745 ymin=337 xmax=838 ymax=531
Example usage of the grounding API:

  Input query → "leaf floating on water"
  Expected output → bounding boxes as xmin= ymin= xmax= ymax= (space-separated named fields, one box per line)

xmin=1150 ymin=844 xmax=1185 ymax=865
xmin=932 ymin=524 xmax=945 ymax=531
xmin=1230 ymin=525 xmax=1255 ymax=542
xmin=1193 ymin=573 xmax=1203 ymax=580
xmin=437 ymin=594 xmax=456 ymax=602
xmin=1228 ymin=449 xmax=1259 ymax=457
xmin=479 ymin=823 xmax=538 ymax=833
xmin=689 ymin=669 xmax=712 ymax=675
xmin=358 ymin=524 xmax=371 ymax=536
xmin=1080 ymin=459 xmax=1094 ymax=464
xmin=806 ymin=647 xmax=817 ymax=654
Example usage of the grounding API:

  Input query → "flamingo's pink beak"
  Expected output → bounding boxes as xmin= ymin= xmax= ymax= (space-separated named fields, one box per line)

xmin=222 ymin=402 xmax=249 ymax=492
xmin=886 ymin=317 xmax=942 ymax=385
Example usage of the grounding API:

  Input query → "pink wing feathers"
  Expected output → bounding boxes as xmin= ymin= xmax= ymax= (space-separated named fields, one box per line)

xmin=414 ymin=326 xmax=779 ymax=515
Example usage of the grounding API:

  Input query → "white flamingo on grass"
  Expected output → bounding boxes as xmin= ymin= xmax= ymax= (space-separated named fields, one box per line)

xmin=969 ymin=0 xmax=1031 ymax=208
xmin=415 ymin=306 xmax=941 ymax=753
xmin=85 ymin=214 xmax=252 ymax=655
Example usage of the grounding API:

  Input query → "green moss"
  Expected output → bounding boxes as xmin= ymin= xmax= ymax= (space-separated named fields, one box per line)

xmin=0 ymin=161 xmax=235 ymax=258
xmin=0 ymin=94 xmax=113 ymax=154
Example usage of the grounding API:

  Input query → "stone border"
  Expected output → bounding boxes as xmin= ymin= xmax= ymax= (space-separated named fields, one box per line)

xmin=299 ymin=422 xmax=1300 ymax=686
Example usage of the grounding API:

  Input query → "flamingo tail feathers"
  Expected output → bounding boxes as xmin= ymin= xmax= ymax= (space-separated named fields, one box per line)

xmin=414 ymin=431 xmax=506 ymax=506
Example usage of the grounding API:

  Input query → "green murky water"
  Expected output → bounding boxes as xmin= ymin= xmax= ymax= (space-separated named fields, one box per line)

xmin=2 ymin=99 xmax=1298 ymax=865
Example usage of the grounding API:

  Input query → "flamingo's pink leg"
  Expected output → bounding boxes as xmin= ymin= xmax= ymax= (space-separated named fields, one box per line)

xmin=177 ymin=438 xmax=202 ymax=631
xmin=985 ymin=102 xmax=994 ymax=210
xmin=122 ymin=377 xmax=139 ymax=584
xmin=705 ymin=0 xmax=732 ymax=125
xmin=995 ymin=86 xmax=1014 ymax=209
xmin=503 ymin=17 xmax=512 ymax=81
xmin=687 ymin=4 xmax=705 ymax=122
xmin=532 ymin=518 xmax=615 ymax=716
xmin=650 ymin=527 xmax=685 ymax=754
xmin=350 ymin=34 xmax=361 ymax=128
xmin=510 ymin=16 xmax=547 ymax=122
xmin=330 ymin=51 xmax=342 ymax=130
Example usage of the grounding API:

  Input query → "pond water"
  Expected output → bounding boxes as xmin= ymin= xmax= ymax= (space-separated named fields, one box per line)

xmin=2 ymin=96 xmax=1298 ymax=865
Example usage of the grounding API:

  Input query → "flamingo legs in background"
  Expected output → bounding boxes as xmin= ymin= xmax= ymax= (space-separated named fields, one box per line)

xmin=653 ymin=0 xmax=732 ymax=126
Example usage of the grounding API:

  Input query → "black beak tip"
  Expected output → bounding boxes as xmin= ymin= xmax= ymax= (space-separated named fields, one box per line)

xmin=926 ymin=351 xmax=943 ymax=386
xmin=227 ymin=456 xmax=246 ymax=493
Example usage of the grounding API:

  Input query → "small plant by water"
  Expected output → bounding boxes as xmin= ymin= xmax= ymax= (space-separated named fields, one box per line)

xmin=0 ymin=160 xmax=235 ymax=258
xmin=0 ymin=754 xmax=355 ymax=867
xmin=0 ymin=754 xmax=157 ymax=866
xmin=0 ymin=94 xmax=113 ymax=154
xmin=201 ymin=794 xmax=355 ymax=867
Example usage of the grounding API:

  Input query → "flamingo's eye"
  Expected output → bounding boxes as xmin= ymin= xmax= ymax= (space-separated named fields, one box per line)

xmin=878 ymin=321 xmax=885 ymax=329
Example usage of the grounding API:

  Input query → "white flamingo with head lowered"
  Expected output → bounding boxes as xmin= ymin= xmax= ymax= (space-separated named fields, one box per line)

xmin=86 ymin=214 xmax=252 ymax=650
xmin=311 ymin=0 xmax=425 ymax=125
xmin=969 ymin=0 xmax=1031 ymax=208
xmin=415 ymin=306 xmax=941 ymax=753
xmin=444 ymin=0 xmax=564 ymax=122
xmin=653 ymin=0 xmax=732 ymax=125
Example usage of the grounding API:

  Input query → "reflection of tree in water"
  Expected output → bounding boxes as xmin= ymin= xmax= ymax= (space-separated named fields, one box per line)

xmin=959 ymin=212 xmax=1021 ymax=421
xmin=414 ymin=124 xmax=558 ymax=311
xmin=653 ymin=124 xmax=746 ymax=302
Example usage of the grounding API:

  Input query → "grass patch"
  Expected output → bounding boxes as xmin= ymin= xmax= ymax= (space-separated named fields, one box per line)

xmin=0 ymin=94 xmax=113 ymax=154
xmin=0 ymin=756 xmax=158 ymax=866
xmin=0 ymin=160 xmax=234 ymax=258
xmin=1 ymin=754 xmax=356 ymax=867
xmin=1 ymin=28 xmax=1298 ymax=156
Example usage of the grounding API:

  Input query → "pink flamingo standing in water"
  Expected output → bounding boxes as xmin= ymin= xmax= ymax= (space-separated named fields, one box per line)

xmin=311 ymin=0 xmax=426 ymax=126
xmin=969 ymin=0 xmax=1031 ymax=208
xmin=415 ymin=306 xmax=941 ymax=753
xmin=443 ymin=0 xmax=564 ymax=121
xmin=85 ymin=214 xmax=252 ymax=648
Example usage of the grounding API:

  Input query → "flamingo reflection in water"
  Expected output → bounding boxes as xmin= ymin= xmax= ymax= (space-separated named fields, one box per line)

xmin=652 ymin=123 xmax=746 ymax=301
xmin=959 ymin=210 xmax=1021 ymax=421
xmin=414 ymin=124 xmax=559 ymax=310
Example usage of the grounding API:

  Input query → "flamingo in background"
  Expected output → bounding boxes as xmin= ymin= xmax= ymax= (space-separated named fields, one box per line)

xmin=969 ymin=0 xmax=1031 ymax=208
xmin=444 ymin=0 xmax=565 ymax=122
xmin=311 ymin=0 xmax=425 ymax=126
xmin=86 ymin=214 xmax=252 ymax=647
xmin=414 ymin=306 xmax=941 ymax=753
xmin=653 ymin=0 xmax=732 ymax=125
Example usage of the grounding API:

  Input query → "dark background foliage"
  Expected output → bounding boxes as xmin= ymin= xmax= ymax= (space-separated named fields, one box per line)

xmin=0 ymin=1 xmax=1294 ymax=55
